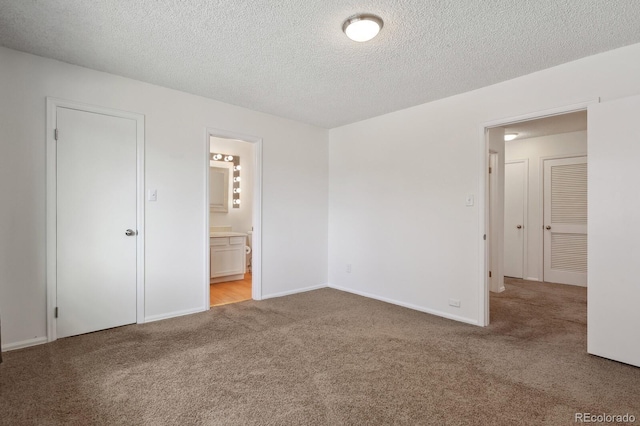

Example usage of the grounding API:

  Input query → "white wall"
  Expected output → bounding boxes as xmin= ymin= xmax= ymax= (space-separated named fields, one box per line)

xmin=0 ymin=46 xmax=329 ymax=349
xmin=3 ymin=42 xmax=640 ymax=350
xmin=328 ymin=43 xmax=640 ymax=325
xmin=588 ymin=94 xmax=640 ymax=367
xmin=505 ymin=130 xmax=587 ymax=281
xmin=209 ymin=137 xmax=254 ymax=234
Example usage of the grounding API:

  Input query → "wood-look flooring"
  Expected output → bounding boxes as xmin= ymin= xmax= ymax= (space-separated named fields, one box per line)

xmin=210 ymin=273 xmax=252 ymax=307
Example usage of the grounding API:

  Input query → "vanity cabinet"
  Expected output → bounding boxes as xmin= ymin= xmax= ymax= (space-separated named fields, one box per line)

xmin=210 ymin=236 xmax=246 ymax=283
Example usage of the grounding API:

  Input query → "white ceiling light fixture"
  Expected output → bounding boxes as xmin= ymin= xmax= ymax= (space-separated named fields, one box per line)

xmin=504 ymin=133 xmax=519 ymax=141
xmin=342 ymin=14 xmax=384 ymax=42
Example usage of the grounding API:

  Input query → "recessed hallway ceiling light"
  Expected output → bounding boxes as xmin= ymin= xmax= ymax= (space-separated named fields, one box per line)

xmin=342 ymin=14 xmax=383 ymax=42
xmin=504 ymin=133 xmax=519 ymax=141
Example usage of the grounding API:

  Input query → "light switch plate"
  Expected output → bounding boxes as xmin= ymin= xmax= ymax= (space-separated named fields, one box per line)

xmin=465 ymin=195 xmax=474 ymax=206
xmin=148 ymin=189 xmax=157 ymax=202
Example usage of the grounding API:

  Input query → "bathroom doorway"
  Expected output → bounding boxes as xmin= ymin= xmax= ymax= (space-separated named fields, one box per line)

xmin=205 ymin=129 xmax=262 ymax=308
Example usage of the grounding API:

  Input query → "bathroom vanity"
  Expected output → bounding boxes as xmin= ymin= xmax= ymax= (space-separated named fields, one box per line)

xmin=210 ymin=232 xmax=247 ymax=283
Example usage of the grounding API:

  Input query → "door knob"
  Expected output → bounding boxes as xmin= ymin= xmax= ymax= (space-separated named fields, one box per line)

xmin=545 ymin=226 xmax=551 ymax=230
xmin=125 ymin=229 xmax=137 ymax=236
xmin=516 ymin=225 xmax=522 ymax=229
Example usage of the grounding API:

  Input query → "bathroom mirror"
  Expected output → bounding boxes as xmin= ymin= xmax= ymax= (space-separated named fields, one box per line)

xmin=210 ymin=152 xmax=241 ymax=208
xmin=209 ymin=166 xmax=229 ymax=212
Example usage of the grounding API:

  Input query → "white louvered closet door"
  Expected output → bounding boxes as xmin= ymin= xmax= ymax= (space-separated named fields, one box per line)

xmin=543 ymin=156 xmax=587 ymax=286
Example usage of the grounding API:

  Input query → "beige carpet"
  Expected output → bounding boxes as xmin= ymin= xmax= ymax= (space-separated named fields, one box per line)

xmin=1 ymin=280 xmax=639 ymax=425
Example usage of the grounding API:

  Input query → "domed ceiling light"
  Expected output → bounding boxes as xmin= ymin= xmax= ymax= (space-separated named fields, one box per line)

xmin=504 ymin=133 xmax=519 ymax=141
xmin=342 ymin=14 xmax=384 ymax=42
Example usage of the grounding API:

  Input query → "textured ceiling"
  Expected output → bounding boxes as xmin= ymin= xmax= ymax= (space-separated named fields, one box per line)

xmin=505 ymin=111 xmax=587 ymax=141
xmin=1 ymin=1 xmax=640 ymax=128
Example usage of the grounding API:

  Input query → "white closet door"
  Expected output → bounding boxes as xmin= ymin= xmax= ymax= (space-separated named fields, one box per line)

xmin=588 ymin=95 xmax=640 ymax=368
xmin=543 ymin=156 xmax=587 ymax=286
xmin=56 ymin=107 xmax=138 ymax=338
xmin=504 ymin=161 xmax=526 ymax=278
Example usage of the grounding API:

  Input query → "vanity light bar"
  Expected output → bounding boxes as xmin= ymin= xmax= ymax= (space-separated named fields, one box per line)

xmin=211 ymin=152 xmax=241 ymax=209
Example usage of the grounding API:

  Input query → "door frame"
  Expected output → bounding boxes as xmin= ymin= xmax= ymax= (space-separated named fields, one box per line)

xmin=478 ymin=98 xmax=597 ymax=326
xmin=204 ymin=128 xmax=263 ymax=307
xmin=46 ymin=98 xmax=146 ymax=342
xmin=488 ymin=151 xmax=505 ymax=293
xmin=504 ymin=159 xmax=529 ymax=280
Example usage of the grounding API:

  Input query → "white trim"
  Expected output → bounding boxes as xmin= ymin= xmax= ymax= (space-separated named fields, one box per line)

xmin=329 ymin=284 xmax=479 ymax=326
xmin=482 ymin=99 xmax=599 ymax=130
xmin=204 ymin=128 xmax=263 ymax=310
xmin=505 ymin=159 xmax=529 ymax=280
xmin=46 ymin=97 xmax=146 ymax=343
xmin=204 ymin=129 xmax=210 ymax=309
xmin=479 ymin=98 xmax=598 ymax=326
xmin=488 ymin=151 xmax=500 ymax=294
xmin=538 ymin=153 xmax=587 ymax=283
xmin=1 ymin=336 xmax=49 ymax=352
xmin=525 ymin=277 xmax=540 ymax=282
xmin=46 ymin=100 xmax=56 ymax=342
xmin=478 ymin=128 xmax=490 ymax=326
xmin=262 ymin=283 xmax=328 ymax=300
xmin=144 ymin=307 xmax=206 ymax=323
xmin=135 ymin=106 xmax=146 ymax=325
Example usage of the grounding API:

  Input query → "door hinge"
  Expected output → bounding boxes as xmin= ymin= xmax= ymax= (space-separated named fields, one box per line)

xmin=54 ymin=307 xmax=59 ymax=318
xmin=489 ymin=271 xmax=492 ymax=278
xmin=54 ymin=129 xmax=59 ymax=140
xmin=489 ymin=166 xmax=492 ymax=174
xmin=483 ymin=234 xmax=486 ymax=240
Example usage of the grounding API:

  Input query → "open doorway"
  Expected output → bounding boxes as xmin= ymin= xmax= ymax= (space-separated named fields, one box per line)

xmin=206 ymin=130 xmax=262 ymax=308
xmin=483 ymin=106 xmax=590 ymax=325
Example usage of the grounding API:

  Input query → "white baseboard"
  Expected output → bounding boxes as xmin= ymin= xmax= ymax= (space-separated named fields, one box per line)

xmin=145 ymin=307 xmax=207 ymax=323
xmin=525 ymin=277 xmax=540 ymax=282
xmin=261 ymin=283 xmax=328 ymax=300
xmin=1 ymin=336 xmax=48 ymax=352
xmin=327 ymin=284 xmax=479 ymax=326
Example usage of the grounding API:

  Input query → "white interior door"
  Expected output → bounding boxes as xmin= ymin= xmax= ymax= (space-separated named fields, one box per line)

xmin=543 ymin=156 xmax=587 ymax=286
xmin=588 ymin=95 xmax=640 ymax=367
xmin=504 ymin=161 xmax=526 ymax=278
xmin=56 ymin=107 xmax=138 ymax=338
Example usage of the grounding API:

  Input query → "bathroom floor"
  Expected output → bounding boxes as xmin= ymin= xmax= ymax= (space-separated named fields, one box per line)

xmin=210 ymin=273 xmax=252 ymax=307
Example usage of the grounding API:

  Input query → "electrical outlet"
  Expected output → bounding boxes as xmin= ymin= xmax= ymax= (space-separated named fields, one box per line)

xmin=346 ymin=264 xmax=352 ymax=273
xmin=449 ymin=298 xmax=461 ymax=308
